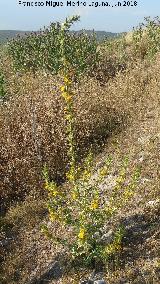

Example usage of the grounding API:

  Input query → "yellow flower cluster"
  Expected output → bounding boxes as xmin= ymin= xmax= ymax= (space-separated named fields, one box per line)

xmin=60 ymin=76 xmax=73 ymax=103
xmin=82 ymin=169 xmax=91 ymax=181
xmin=78 ymin=228 xmax=86 ymax=239
xmin=124 ymin=188 xmax=134 ymax=199
xmin=105 ymin=242 xmax=121 ymax=255
xmin=65 ymin=114 xmax=72 ymax=121
xmin=61 ymin=91 xmax=72 ymax=103
xmin=49 ymin=211 xmax=57 ymax=221
xmin=60 ymin=86 xmax=65 ymax=92
xmin=99 ymin=167 xmax=108 ymax=177
xmin=66 ymin=170 xmax=74 ymax=182
xmin=64 ymin=76 xmax=72 ymax=85
xmin=45 ymin=181 xmax=58 ymax=196
xmin=116 ymin=176 xmax=124 ymax=184
xmin=48 ymin=207 xmax=58 ymax=222
xmin=72 ymin=192 xmax=78 ymax=200
xmin=90 ymin=199 xmax=99 ymax=210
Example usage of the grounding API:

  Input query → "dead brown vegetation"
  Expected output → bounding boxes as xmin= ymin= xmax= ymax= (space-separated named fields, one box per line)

xmin=0 ymin=47 xmax=160 ymax=284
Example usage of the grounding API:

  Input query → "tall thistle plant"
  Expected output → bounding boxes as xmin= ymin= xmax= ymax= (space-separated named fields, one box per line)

xmin=42 ymin=16 xmax=140 ymax=268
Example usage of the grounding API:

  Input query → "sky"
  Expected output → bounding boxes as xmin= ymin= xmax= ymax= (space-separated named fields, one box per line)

xmin=0 ymin=0 xmax=160 ymax=32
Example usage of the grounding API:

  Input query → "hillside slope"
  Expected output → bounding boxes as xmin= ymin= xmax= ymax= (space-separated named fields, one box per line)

xmin=0 ymin=29 xmax=121 ymax=44
xmin=0 ymin=30 xmax=30 ymax=44
xmin=1 ymin=53 xmax=160 ymax=283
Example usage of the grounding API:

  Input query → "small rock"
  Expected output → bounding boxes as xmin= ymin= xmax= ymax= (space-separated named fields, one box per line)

xmin=89 ymin=271 xmax=104 ymax=281
xmin=99 ymin=174 xmax=117 ymax=191
xmin=146 ymin=199 xmax=159 ymax=208
xmin=80 ymin=280 xmax=93 ymax=284
xmin=141 ymin=177 xmax=151 ymax=184
xmin=118 ymin=277 xmax=129 ymax=284
xmin=89 ymin=271 xmax=106 ymax=284
xmin=93 ymin=232 xmax=101 ymax=240
xmin=0 ymin=237 xmax=14 ymax=247
xmin=139 ymin=156 xmax=144 ymax=163
xmin=46 ymin=261 xmax=62 ymax=279
xmin=100 ymin=229 xmax=114 ymax=245
xmin=94 ymin=280 xmax=106 ymax=284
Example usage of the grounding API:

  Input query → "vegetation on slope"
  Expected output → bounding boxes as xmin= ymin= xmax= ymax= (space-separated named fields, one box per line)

xmin=0 ymin=29 xmax=120 ymax=45
xmin=0 ymin=30 xmax=30 ymax=44
xmin=0 ymin=16 xmax=160 ymax=284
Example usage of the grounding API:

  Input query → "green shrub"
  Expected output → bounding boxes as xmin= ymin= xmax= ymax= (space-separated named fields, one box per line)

xmin=132 ymin=16 xmax=160 ymax=60
xmin=7 ymin=16 xmax=99 ymax=77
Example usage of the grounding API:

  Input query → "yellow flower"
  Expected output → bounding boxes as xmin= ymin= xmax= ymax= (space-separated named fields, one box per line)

xmin=64 ymin=76 xmax=71 ymax=85
xmin=47 ymin=182 xmax=58 ymax=195
xmin=106 ymin=206 xmax=116 ymax=215
xmin=90 ymin=199 xmax=99 ymax=210
xmin=44 ymin=181 xmax=49 ymax=190
xmin=124 ymin=189 xmax=133 ymax=199
xmin=50 ymin=189 xmax=58 ymax=196
xmin=83 ymin=169 xmax=91 ymax=180
xmin=60 ymin=86 xmax=65 ymax=92
xmin=61 ymin=91 xmax=68 ymax=99
xmin=65 ymin=114 xmax=72 ymax=121
xmin=66 ymin=171 xmax=74 ymax=182
xmin=105 ymin=242 xmax=121 ymax=255
xmin=99 ymin=167 xmax=108 ymax=177
xmin=49 ymin=211 xmax=57 ymax=222
xmin=72 ymin=192 xmax=77 ymax=200
xmin=105 ymin=243 xmax=115 ymax=254
xmin=66 ymin=95 xmax=72 ymax=102
xmin=114 ymin=243 xmax=121 ymax=251
xmin=78 ymin=228 xmax=86 ymax=239
xmin=61 ymin=92 xmax=72 ymax=102
xmin=116 ymin=176 xmax=124 ymax=184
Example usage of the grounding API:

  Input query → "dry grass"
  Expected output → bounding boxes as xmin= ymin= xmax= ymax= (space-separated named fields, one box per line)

xmin=0 ymin=54 xmax=133 ymax=208
xmin=0 ymin=48 xmax=160 ymax=283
